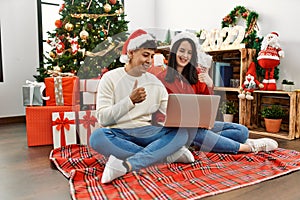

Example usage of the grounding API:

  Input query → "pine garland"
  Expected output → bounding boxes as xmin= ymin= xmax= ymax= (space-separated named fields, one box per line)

xmin=221 ymin=5 xmax=259 ymax=49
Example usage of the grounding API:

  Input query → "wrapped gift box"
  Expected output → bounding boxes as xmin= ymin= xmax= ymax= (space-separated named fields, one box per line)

xmin=78 ymin=110 xmax=100 ymax=146
xmin=45 ymin=76 xmax=80 ymax=106
xmin=25 ymin=105 xmax=80 ymax=147
xmin=52 ymin=111 xmax=77 ymax=149
xmin=82 ymin=91 xmax=97 ymax=105
xmin=22 ymin=80 xmax=49 ymax=106
xmin=80 ymin=79 xmax=100 ymax=92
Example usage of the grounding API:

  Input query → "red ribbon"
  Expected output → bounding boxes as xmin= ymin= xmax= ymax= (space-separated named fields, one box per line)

xmin=79 ymin=111 xmax=97 ymax=145
xmin=52 ymin=112 xmax=75 ymax=146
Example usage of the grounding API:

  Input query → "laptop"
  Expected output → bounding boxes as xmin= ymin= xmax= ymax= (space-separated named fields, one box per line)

xmin=164 ymin=94 xmax=220 ymax=129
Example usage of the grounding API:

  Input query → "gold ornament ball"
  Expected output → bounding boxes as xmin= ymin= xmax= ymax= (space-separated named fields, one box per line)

xmin=80 ymin=30 xmax=89 ymax=40
xmin=103 ymin=3 xmax=111 ymax=13
xmin=49 ymin=51 xmax=56 ymax=59
xmin=65 ymin=22 xmax=74 ymax=31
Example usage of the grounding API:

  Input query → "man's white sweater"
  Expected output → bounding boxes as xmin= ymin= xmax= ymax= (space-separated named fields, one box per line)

xmin=96 ymin=67 xmax=168 ymax=129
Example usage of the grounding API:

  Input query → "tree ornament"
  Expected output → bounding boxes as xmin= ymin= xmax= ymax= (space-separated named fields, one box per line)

xmin=49 ymin=51 xmax=56 ymax=59
xmin=69 ymin=36 xmax=79 ymax=55
xmin=53 ymin=66 xmax=62 ymax=72
xmin=99 ymin=28 xmax=108 ymax=37
xmin=103 ymin=3 xmax=111 ymax=13
xmin=59 ymin=4 xmax=65 ymax=12
xmin=87 ymin=23 xmax=93 ymax=30
xmin=55 ymin=20 xmax=63 ymax=28
xmin=80 ymin=30 xmax=89 ymax=41
xmin=99 ymin=30 xmax=105 ymax=37
xmin=65 ymin=22 xmax=74 ymax=31
xmin=56 ymin=41 xmax=65 ymax=56
xmin=109 ymin=0 xmax=117 ymax=5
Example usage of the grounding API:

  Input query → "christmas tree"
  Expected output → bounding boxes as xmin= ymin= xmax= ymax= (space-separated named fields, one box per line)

xmin=34 ymin=0 xmax=129 ymax=82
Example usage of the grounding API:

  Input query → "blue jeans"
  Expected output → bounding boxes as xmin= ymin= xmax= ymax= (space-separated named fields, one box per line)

xmin=191 ymin=121 xmax=249 ymax=154
xmin=90 ymin=125 xmax=189 ymax=171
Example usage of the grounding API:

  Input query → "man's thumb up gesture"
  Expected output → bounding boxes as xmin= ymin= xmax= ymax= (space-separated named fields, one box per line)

xmin=130 ymin=80 xmax=146 ymax=104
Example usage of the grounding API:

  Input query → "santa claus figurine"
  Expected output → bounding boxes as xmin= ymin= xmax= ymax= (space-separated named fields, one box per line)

xmin=257 ymin=32 xmax=284 ymax=90
xmin=238 ymin=62 xmax=264 ymax=100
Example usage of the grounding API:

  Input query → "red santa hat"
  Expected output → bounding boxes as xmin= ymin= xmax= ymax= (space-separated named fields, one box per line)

xmin=270 ymin=32 xmax=279 ymax=37
xmin=246 ymin=62 xmax=257 ymax=78
xmin=119 ymin=29 xmax=155 ymax=63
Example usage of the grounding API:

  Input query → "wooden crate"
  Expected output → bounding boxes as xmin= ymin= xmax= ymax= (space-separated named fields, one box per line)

xmin=241 ymin=90 xmax=299 ymax=140
xmin=214 ymin=90 xmax=240 ymax=123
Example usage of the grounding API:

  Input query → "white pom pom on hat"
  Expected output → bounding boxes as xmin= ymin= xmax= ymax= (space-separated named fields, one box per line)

xmin=119 ymin=29 xmax=155 ymax=63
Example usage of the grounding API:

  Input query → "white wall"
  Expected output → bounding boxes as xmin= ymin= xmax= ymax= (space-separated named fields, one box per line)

xmin=0 ymin=0 xmax=39 ymax=117
xmin=127 ymin=0 xmax=300 ymax=90
xmin=0 ymin=0 xmax=299 ymax=117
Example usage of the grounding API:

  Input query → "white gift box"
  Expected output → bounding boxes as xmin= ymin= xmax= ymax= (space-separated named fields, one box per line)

xmin=22 ymin=80 xmax=49 ymax=106
xmin=78 ymin=110 xmax=100 ymax=146
xmin=82 ymin=91 xmax=97 ymax=105
xmin=80 ymin=79 xmax=100 ymax=92
xmin=52 ymin=111 xmax=77 ymax=149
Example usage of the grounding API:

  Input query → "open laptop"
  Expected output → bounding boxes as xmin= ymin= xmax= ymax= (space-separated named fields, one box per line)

xmin=164 ymin=94 xmax=220 ymax=129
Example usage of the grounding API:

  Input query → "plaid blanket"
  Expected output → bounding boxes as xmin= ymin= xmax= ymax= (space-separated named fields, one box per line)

xmin=50 ymin=144 xmax=300 ymax=200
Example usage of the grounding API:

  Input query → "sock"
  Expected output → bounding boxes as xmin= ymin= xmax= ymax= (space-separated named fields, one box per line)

xmin=122 ymin=161 xmax=130 ymax=171
xmin=101 ymin=155 xmax=128 ymax=184
xmin=166 ymin=146 xmax=195 ymax=163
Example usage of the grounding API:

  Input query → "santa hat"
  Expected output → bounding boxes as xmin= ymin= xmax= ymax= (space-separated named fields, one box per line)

xmin=171 ymin=31 xmax=199 ymax=48
xmin=197 ymin=49 xmax=212 ymax=68
xmin=246 ymin=62 xmax=257 ymax=78
xmin=119 ymin=29 xmax=155 ymax=63
xmin=270 ymin=32 xmax=279 ymax=37
xmin=153 ymin=53 xmax=165 ymax=67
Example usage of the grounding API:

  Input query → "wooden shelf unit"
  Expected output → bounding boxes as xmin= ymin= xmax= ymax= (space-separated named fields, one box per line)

xmin=241 ymin=90 xmax=300 ymax=140
xmin=207 ymin=48 xmax=299 ymax=140
xmin=207 ymin=48 xmax=256 ymax=125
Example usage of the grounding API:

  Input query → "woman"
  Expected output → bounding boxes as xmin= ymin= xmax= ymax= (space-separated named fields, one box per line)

xmin=156 ymin=32 xmax=278 ymax=154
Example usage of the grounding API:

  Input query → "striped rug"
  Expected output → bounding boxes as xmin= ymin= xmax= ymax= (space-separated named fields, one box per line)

xmin=50 ymin=144 xmax=300 ymax=200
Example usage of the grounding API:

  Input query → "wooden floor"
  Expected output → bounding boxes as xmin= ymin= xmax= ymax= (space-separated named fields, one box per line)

xmin=1 ymin=123 xmax=300 ymax=200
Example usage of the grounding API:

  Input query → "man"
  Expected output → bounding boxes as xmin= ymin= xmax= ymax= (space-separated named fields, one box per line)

xmin=90 ymin=29 xmax=194 ymax=183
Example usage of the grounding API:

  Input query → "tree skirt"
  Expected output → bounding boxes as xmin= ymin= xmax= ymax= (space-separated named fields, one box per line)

xmin=50 ymin=144 xmax=300 ymax=200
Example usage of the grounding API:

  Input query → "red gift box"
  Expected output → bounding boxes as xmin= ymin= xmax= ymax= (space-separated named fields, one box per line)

xmin=45 ymin=76 xmax=80 ymax=106
xmin=25 ymin=105 xmax=80 ymax=147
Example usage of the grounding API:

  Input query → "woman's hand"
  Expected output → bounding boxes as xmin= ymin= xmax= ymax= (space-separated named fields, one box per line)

xmin=198 ymin=73 xmax=213 ymax=87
